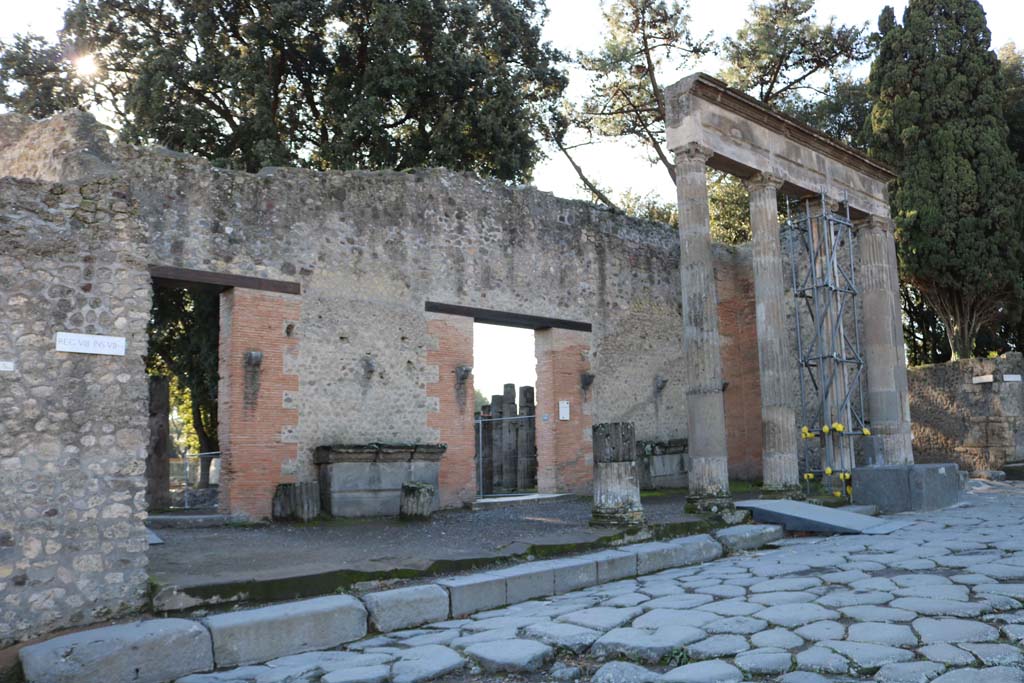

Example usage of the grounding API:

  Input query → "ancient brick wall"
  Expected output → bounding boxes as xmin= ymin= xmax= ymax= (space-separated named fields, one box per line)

xmin=908 ymin=354 xmax=1024 ymax=473
xmin=217 ymin=288 xmax=302 ymax=519
xmin=0 ymin=173 xmax=151 ymax=646
xmin=425 ymin=313 xmax=476 ymax=508
xmin=535 ymin=329 xmax=594 ymax=494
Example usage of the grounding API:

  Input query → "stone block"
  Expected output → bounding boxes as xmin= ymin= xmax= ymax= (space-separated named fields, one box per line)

xmin=908 ymin=463 xmax=961 ymax=511
xmin=664 ymin=533 xmax=723 ymax=564
xmin=628 ymin=534 xmax=722 ymax=575
xmin=536 ymin=557 xmax=599 ymax=594
xmin=435 ymin=573 xmax=507 ymax=618
xmin=852 ymin=465 xmax=912 ymax=513
xmin=631 ymin=541 xmax=681 ymax=575
xmin=583 ymin=549 xmax=638 ymax=583
xmin=363 ymin=584 xmax=450 ymax=632
xmin=491 ymin=563 xmax=555 ymax=603
xmin=20 ymin=619 xmax=213 ymax=683
xmin=715 ymin=524 xmax=785 ymax=553
xmin=202 ymin=595 xmax=367 ymax=667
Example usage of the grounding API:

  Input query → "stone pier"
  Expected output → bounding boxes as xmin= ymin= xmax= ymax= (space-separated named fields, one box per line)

xmin=591 ymin=422 xmax=645 ymax=527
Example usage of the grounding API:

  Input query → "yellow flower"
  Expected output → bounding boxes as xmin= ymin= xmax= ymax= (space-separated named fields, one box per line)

xmin=825 ymin=467 xmax=833 ymax=476
xmin=862 ymin=427 xmax=871 ymax=436
xmin=832 ymin=422 xmax=844 ymax=433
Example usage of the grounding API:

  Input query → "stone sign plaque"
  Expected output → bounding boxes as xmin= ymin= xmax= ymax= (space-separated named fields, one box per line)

xmin=55 ymin=332 xmax=126 ymax=356
xmin=0 ymin=361 xmax=13 ymax=372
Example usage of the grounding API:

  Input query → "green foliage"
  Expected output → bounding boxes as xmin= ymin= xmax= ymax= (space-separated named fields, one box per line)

xmin=788 ymin=77 xmax=872 ymax=150
xmin=2 ymin=0 xmax=566 ymax=182
xmin=0 ymin=34 xmax=89 ymax=117
xmin=618 ymin=190 xmax=677 ymax=226
xmin=474 ymin=389 xmax=488 ymax=412
xmin=1000 ymin=42 xmax=1024 ymax=163
xmin=707 ymin=171 xmax=751 ymax=244
xmin=146 ymin=287 xmax=220 ymax=457
xmin=901 ymin=284 xmax=951 ymax=366
xmin=867 ymin=0 xmax=1024 ymax=359
xmin=720 ymin=0 xmax=871 ymax=109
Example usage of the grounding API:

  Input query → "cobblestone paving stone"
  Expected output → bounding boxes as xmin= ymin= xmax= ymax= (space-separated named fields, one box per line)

xmin=176 ymin=482 xmax=1024 ymax=682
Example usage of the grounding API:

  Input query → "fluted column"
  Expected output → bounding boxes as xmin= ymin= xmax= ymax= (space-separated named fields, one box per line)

xmin=745 ymin=173 xmax=799 ymax=491
xmin=673 ymin=142 xmax=730 ymax=508
xmin=857 ymin=215 xmax=913 ymax=463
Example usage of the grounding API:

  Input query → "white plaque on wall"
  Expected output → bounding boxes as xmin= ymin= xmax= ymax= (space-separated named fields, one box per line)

xmin=558 ymin=400 xmax=571 ymax=421
xmin=55 ymin=332 xmax=126 ymax=356
xmin=0 ymin=361 xmax=14 ymax=372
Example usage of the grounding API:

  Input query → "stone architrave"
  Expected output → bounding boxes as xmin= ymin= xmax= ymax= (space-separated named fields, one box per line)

xmin=745 ymin=173 xmax=799 ymax=491
xmin=857 ymin=215 xmax=913 ymax=464
xmin=591 ymin=422 xmax=645 ymax=527
xmin=673 ymin=142 xmax=731 ymax=509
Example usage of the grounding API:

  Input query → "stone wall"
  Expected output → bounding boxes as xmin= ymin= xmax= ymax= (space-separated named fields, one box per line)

xmin=908 ymin=353 xmax=1024 ymax=473
xmin=0 ymin=173 xmax=151 ymax=645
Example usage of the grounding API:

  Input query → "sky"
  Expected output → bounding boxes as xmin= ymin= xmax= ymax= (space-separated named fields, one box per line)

xmin=4 ymin=0 xmax=1022 ymax=398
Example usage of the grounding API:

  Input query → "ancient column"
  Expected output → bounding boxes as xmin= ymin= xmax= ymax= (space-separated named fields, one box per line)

xmin=673 ymin=142 xmax=731 ymax=509
xmin=146 ymin=376 xmax=172 ymax=510
xmin=857 ymin=215 xmax=913 ymax=464
xmin=745 ymin=173 xmax=799 ymax=492
xmin=591 ymin=422 xmax=645 ymax=527
xmin=501 ymin=384 xmax=519 ymax=489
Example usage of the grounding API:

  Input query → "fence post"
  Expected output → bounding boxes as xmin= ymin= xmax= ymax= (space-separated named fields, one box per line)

xmin=591 ymin=422 xmax=645 ymax=527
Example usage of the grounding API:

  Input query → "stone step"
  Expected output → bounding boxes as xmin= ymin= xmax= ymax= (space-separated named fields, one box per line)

xmin=735 ymin=499 xmax=911 ymax=535
xmin=147 ymin=513 xmax=238 ymax=528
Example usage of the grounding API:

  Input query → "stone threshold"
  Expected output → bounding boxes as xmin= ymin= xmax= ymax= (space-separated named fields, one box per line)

xmin=17 ymin=524 xmax=785 ymax=683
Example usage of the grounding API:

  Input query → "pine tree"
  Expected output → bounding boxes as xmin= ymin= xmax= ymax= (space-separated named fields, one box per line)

xmin=867 ymin=0 xmax=1024 ymax=359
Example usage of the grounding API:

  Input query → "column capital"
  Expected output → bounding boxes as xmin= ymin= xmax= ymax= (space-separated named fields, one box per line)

xmin=855 ymin=214 xmax=893 ymax=233
xmin=672 ymin=141 xmax=713 ymax=165
xmin=743 ymin=172 xmax=784 ymax=194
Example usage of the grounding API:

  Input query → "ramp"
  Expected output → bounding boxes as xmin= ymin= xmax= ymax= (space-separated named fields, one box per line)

xmin=735 ymin=500 xmax=912 ymax=535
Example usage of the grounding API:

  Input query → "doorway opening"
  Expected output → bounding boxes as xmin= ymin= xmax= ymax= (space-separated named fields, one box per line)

xmin=473 ymin=322 xmax=537 ymax=495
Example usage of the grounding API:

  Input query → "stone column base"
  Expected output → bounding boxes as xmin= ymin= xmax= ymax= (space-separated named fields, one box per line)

xmin=590 ymin=507 xmax=646 ymax=528
xmin=685 ymin=494 xmax=734 ymax=515
xmin=759 ymin=486 xmax=805 ymax=501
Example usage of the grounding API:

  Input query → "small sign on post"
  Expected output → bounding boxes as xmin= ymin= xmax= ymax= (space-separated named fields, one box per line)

xmin=55 ymin=332 xmax=126 ymax=356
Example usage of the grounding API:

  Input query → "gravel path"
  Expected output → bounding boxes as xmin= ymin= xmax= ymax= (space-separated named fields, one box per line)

xmin=177 ymin=480 xmax=1024 ymax=682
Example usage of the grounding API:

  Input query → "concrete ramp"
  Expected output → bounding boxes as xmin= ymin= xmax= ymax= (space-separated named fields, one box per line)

xmin=736 ymin=500 xmax=912 ymax=535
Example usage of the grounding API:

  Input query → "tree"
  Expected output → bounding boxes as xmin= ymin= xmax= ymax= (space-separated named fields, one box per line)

xmin=867 ymin=0 xmax=1024 ymax=359
xmin=999 ymin=42 xmax=1024 ymax=163
xmin=790 ymin=77 xmax=872 ymax=150
xmin=720 ymin=0 xmax=872 ymax=111
xmin=0 ymin=34 xmax=89 ymax=117
xmin=147 ymin=287 xmax=220 ymax=487
xmin=548 ymin=0 xmax=711 ymax=212
xmin=901 ymin=284 xmax=951 ymax=366
xmin=2 ymin=0 xmax=566 ymax=182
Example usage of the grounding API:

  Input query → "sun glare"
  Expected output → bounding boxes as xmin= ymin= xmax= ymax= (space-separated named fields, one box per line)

xmin=73 ymin=54 xmax=99 ymax=78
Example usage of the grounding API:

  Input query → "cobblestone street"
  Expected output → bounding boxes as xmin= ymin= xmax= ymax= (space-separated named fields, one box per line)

xmin=171 ymin=481 xmax=1024 ymax=682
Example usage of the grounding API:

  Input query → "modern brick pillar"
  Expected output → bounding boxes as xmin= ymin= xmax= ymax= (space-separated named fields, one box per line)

xmin=746 ymin=173 xmax=799 ymax=491
xmin=857 ymin=215 xmax=914 ymax=464
xmin=426 ymin=312 xmax=476 ymax=507
xmin=535 ymin=328 xmax=593 ymax=494
xmin=217 ymin=288 xmax=301 ymax=519
xmin=673 ymin=142 xmax=731 ymax=508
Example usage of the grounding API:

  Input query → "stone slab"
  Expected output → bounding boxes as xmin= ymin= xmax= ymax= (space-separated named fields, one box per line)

xmin=854 ymin=464 xmax=960 ymax=513
xmin=435 ymin=573 xmax=507 ymax=618
xmin=537 ymin=556 xmax=599 ymax=594
xmin=363 ymin=585 xmax=450 ymax=632
xmin=491 ymin=563 xmax=556 ymax=603
xmin=20 ymin=618 xmax=214 ymax=683
xmin=714 ymin=524 xmax=784 ymax=553
xmin=735 ymin=499 xmax=910 ymax=534
xmin=202 ymin=595 xmax=367 ymax=667
xmin=585 ymin=549 xmax=638 ymax=582
xmin=909 ymin=464 xmax=961 ymax=511
xmin=631 ymin=534 xmax=722 ymax=574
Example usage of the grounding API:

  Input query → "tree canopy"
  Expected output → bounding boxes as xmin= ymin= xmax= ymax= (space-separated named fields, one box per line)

xmin=867 ymin=0 xmax=1024 ymax=359
xmin=1 ymin=0 xmax=566 ymax=182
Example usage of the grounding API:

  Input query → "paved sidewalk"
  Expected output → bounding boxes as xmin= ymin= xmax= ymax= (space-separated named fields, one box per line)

xmin=177 ymin=481 xmax=1024 ymax=682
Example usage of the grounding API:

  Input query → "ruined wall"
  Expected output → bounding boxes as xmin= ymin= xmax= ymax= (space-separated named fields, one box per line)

xmin=909 ymin=354 xmax=1024 ymax=473
xmin=0 ymin=173 xmax=151 ymax=645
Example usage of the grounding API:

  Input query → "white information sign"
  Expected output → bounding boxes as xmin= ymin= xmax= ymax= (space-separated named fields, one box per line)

xmin=558 ymin=400 xmax=571 ymax=421
xmin=0 ymin=361 xmax=14 ymax=372
xmin=55 ymin=332 xmax=126 ymax=356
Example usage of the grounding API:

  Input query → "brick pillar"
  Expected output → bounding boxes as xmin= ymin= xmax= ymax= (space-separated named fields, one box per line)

xmin=217 ymin=288 xmax=301 ymax=520
xmin=857 ymin=215 xmax=914 ymax=464
xmin=426 ymin=312 xmax=476 ymax=507
xmin=535 ymin=328 xmax=593 ymax=494
xmin=673 ymin=141 xmax=731 ymax=509
xmin=746 ymin=173 xmax=799 ymax=491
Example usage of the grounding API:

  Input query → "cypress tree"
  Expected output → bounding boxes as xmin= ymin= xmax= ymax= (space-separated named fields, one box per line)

xmin=867 ymin=0 xmax=1023 ymax=359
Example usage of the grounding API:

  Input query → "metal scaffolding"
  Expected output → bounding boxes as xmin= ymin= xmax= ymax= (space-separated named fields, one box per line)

xmin=784 ymin=193 xmax=868 ymax=498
